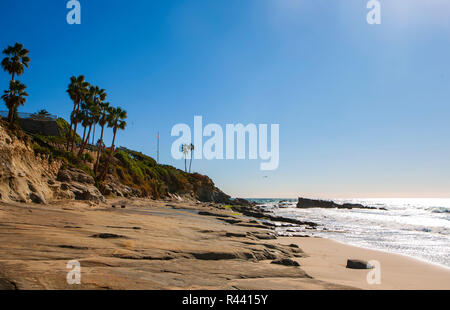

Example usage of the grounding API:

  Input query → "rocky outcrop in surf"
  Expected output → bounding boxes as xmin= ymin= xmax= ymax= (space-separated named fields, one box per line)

xmin=297 ymin=197 xmax=387 ymax=210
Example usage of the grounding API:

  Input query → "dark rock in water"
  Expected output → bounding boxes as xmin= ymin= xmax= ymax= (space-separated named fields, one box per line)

xmin=271 ymin=258 xmax=300 ymax=267
xmin=231 ymin=198 xmax=255 ymax=206
xmin=297 ymin=197 xmax=385 ymax=210
xmin=289 ymin=244 xmax=300 ymax=248
xmin=237 ymin=205 xmax=318 ymax=228
xmin=346 ymin=259 xmax=373 ymax=269
xmin=342 ymin=203 xmax=365 ymax=209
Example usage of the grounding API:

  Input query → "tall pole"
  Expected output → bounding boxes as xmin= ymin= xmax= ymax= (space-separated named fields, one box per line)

xmin=157 ymin=131 xmax=160 ymax=164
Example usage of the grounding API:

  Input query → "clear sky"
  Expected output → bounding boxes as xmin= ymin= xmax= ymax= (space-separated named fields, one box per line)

xmin=1 ymin=0 xmax=449 ymax=198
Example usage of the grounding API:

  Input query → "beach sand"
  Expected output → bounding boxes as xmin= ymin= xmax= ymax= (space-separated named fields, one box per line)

xmin=0 ymin=198 xmax=448 ymax=290
xmin=276 ymin=237 xmax=450 ymax=290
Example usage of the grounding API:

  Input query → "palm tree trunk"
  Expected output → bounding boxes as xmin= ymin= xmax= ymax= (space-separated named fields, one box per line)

xmin=7 ymin=107 xmax=13 ymax=125
xmin=94 ymin=124 xmax=106 ymax=174
xmin=101 ymin=127 xmax=117 ymax=181
xmin=70 ymin=103 xmax=81 ymax=152
xmin=184 ymin=155 xmax=187 ymax=172
xmin=92 ymin=124 xmax=96 ymax=145
xmin=7 ymin=73 xmax=15 ymax=126
xmin=66 ymin=106 xmax=76 ymax=151
xmin=66 ymin=120 xmax=73 ymax=150
xmin=79 ymin=124 xmax=92 ymax=157
xmin=189 ymin=156 xmax=192 ymax=173
xmin=78 ymin=125 xmax=86 ymax=154
xmin=81 ymin=126 xmax=86 ymax=144
xmin=7 ymin=110 xmax=14 ymax=126
xmin=7 ymin=71 xmax=15 ymax=126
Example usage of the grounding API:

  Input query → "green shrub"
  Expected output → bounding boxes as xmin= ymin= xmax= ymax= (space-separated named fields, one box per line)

xmin=82 ymin=152 xmax=94 ymax=163
xmin=56 ymin=118 xmax=82 ymax=144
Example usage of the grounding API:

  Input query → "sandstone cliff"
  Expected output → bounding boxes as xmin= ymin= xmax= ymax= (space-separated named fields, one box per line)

xmin=0 ymin=124 xmax=104 ymax=204
xmin=0 ymin=123 xmax=234 ymax=205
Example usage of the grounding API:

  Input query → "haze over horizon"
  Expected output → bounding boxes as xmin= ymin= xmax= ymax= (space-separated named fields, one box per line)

xmin=1 ymin=0 xmax=449 ymax=198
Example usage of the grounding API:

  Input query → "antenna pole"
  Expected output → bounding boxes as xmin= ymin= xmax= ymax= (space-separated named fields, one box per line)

xmin=157 ymin=132 xmax=160 ymax=164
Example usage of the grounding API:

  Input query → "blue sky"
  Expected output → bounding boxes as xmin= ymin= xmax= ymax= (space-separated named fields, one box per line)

xmin=1 ymin=0 xmax=449 ymax=198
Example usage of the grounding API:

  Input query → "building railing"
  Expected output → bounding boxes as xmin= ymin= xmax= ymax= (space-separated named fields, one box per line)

xmin=0 ymin=110 xmax=57 ymax=121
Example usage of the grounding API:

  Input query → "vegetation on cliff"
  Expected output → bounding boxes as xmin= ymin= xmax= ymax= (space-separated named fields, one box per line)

xmin=101 ymin=147 xmax=231 ymax=201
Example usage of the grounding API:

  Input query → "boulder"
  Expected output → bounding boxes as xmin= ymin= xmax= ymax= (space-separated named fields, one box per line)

xmin=346 ymin=259 xmax=373 ymax=269
xmin=53 ymin=168 xmax=105 ymax=203
xmin=68 ymin=183 xmax=105 ymax=203
xmin=57 ymin=167 xmax=94 ymax=184
xmin=101 ymin=180 xmax=135 ymax=197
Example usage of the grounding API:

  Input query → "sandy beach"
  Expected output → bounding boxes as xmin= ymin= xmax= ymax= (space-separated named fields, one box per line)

xmin=276 ymin=237 xmax=450 ymax=290
xmin=0 ymin=197 xmax=448 ymax=290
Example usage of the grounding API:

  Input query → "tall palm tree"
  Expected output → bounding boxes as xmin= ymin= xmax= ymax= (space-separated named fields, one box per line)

xmin=188 ymin=143 xmax=194 ymax=173
xmin=67 ymin=75 xmax=90 ymax=151
xmin=94 ymin=101 xmax=111 ymax=174
xmin=181 ymin=144 xmax=189 ymax=172
xmin=88 ymin=86 xmax=106 ymax=145
xmin=77 ymin=90 xmax=101 ymax=157
xmin=101 ymin=107 xmax=127 ymax=180
xmin=1 ymin=43 xmax=30 ymax=83
xmin=78 ymin=104 xmax=90 ymax=151
xmin=2 ymin=81 xmax=28 ymax=126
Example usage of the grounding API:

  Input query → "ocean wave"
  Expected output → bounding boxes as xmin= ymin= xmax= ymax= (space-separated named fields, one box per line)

xmin=264 ymin=198 xmax=450 ymax=267
xmin=428 ymin=207 xmax=450 ymax=214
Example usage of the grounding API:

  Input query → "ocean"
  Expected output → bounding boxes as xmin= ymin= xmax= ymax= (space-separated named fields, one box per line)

xmin=247 ymin=198 xmax=450 ymax=268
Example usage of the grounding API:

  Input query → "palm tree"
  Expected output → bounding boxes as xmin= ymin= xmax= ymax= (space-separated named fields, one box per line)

xmin=94 ymin=101 xmax=110 ymax=174
xmin=2 ymin=81 xmax=28 ymax=126
xmin=88 ymin=86 xmax=106 ymax=145
xmin=188 ymin=143 xmax=194 ymax=173
xmin=78 ymin=105 xmax=90 ymax=151
xmin=1 ymin=43 xmax=30 ymax=83
xmin=77 ymin=89 xmax=102 ymax=157
xmin=101 ymin=107 xmax=127 ymax=180
xmin=67 ymin=75 xmax=90 ymax=151
xmin=181 ymin=144 xmax=189 ymax=172
xmin=36 ymin=109 xmax=50 ymax=116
